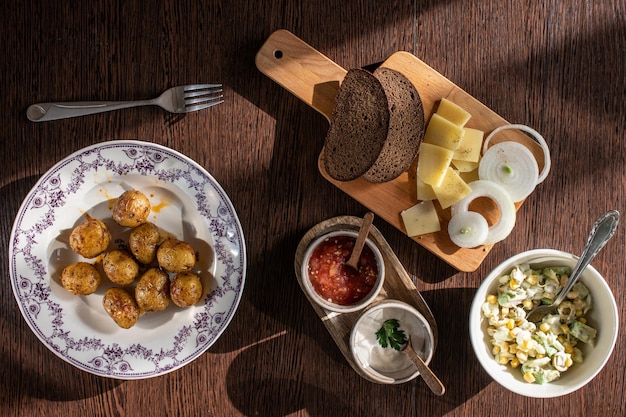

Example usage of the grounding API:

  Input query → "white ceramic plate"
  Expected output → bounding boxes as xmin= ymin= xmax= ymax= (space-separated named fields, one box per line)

xmin=9 ymin=140 xmax=246 ymax=379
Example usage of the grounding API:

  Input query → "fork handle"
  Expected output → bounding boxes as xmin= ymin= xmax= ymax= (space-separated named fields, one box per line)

xmin=26 ymin=100 xmax=152 ymax=122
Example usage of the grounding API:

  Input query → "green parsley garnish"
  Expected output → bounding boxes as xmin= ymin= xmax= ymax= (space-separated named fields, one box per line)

xmin=375 ymin=319 xmax=408 ymax=350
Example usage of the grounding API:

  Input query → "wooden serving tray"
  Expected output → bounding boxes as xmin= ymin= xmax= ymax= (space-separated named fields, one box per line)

xmin=257 ymin=30 xmax=546 ymax=272
xmin=294 ymin=215 xmax=438 ymax=383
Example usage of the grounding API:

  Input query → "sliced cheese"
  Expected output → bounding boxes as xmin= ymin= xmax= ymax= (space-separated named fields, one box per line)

xmin=436 ymin=98 xmax=472 ymax=126
xmin=453 ymin=127 xmax=484 ymax=162
xmin=417 ymin=142 xmax=454 ymax=187
xmin=452 ymin=159 xmax=479 ymax=172
xmin=432 ymin=167 xmax=472 ymax=209
xmin=416 ymin=176 xmax=436 ymax=201
xmin=459 ymin=168 xmax=480 ymax=183
xmin=423 ymin=113 xmax=466 ymax=151
xmin=401 ymin=200 xmax=441 ymax=237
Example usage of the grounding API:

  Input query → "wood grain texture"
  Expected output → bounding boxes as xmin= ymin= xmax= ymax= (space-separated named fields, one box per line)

xmin=1 ymin=0 xmax=624 ymax=416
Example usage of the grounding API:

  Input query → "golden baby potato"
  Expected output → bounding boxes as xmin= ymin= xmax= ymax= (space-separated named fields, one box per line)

xmin=157 ymin=239 xmax=196 ymax=273
xmin=61 ymin=262 xmax=102 ymax=295
xmin=102 ymin=287 xmax=140 ymax=329
xmin=170 ymin=272 xmax=203 ymax=307
xmin=102 ymin=250 xmax=140 ymax=285
xmin=69 ymin=215 xmax=111 ymax=258
xmin=135 ymin=268 xmax=170 ymax=312
xmin=128 ymin=222 xmax=162 ymax=265
xmin=112 ymin=189 xmax=151 ymax=227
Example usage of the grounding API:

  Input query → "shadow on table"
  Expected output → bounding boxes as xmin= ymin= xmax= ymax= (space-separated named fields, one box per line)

xmin=225 ymin=287 xmax=493 ymax=416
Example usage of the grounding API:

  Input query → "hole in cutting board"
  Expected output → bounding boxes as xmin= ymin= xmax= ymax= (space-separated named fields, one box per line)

xmin=274 ymin=50 xmax=283 ymax=59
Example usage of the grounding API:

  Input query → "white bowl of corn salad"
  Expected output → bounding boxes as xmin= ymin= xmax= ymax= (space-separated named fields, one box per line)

xmin=469 ymin=249 xmax=618 ymax=397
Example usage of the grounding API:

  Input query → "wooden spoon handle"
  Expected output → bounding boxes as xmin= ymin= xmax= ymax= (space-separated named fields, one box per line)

xmin=404 ymin=338 xmax=446 ymax=396
xmin=346 ymin=212 xmax=374 ymax=269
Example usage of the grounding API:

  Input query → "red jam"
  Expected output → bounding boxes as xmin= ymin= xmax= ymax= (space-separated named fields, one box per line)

xmin=307 ymin=235 xmax=379 ymax=305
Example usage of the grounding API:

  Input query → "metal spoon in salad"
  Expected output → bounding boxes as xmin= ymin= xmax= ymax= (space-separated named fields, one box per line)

xmin=526 ymin=210 xmax=620 ymax=323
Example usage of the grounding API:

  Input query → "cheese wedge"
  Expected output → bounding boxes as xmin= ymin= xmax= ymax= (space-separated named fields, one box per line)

xmin=401 ymin=200 xmax=441 ymax=237
xmin=432 ymin=167 xmax=472 ymax=209
xmin=423 ymin=113 xmax=466 ymax=151
xmin=453 ymin=127 xmax=484 ymax=162
xmin=436 ymin=98 xmax=472 ymax=126
xmin=417 ymin=142 xmax=454 ymax=187
xmin=416 ymin=176 xmax=437 ymax=201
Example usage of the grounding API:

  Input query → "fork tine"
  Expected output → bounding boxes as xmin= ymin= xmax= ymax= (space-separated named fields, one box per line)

xmin=181 ymin=84 xmax=224 ymax=111
xmin=184 ymin=84 xmax=222 ymax=90
xmin=185 ymin=100 xmax=224 ymax=112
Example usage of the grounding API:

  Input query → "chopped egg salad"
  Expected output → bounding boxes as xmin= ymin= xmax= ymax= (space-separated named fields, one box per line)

xmin=481 ymin=264 xmax=597 ymax=384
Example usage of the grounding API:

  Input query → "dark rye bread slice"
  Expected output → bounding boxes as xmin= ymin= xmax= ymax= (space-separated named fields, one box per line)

xmin=323 ymin=68 xmax=390 ymax=181
xmin=362 ymin=67 xmax=425 ymax=183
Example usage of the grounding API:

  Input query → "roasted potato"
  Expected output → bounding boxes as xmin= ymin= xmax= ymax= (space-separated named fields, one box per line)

xmin=69 ymin=215 xmax=111 ymax=258
xmin=112 ymin=189 xmax=151 ymax=227
xmin=102 ymin=287 xmax=140 ymax=329
xmin=157 ymin=239 xmax=196 ymax=273
xmin=135 ymin=268 xmax=170 ymax=312
xmin=128 ymin=222 xmax=162 ymax=264
xmin=170 ymin=272 xmax=203 ymax=307
xmin=60 ymin=262 xmax=102 ymax=295
xmin=102 ymin=250 xmax=140 ymax=285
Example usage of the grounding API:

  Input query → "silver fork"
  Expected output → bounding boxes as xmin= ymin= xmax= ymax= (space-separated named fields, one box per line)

xmin=26 ymin=84 xmax=223 ymax=122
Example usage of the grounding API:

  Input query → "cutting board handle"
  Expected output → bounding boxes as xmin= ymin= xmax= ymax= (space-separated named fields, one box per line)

xmin=255 ymin=30 xmax=347 ymax=122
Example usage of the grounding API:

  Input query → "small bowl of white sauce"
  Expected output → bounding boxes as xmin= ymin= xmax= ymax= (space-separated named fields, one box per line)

xmin=349 ymin=299 xmax=435 ymax=384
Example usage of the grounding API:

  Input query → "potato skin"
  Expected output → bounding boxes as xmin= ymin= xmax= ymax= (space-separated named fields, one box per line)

xmin=157 ymin=239 xmax=196 ymax=273
xmin=102 ymin=287 xmax=140 ymax=329
xmin=129 ymin=222 xmax=162 ymax=265
xmin=102 ymin=250 xmax=139 ymax=285
xmin=69 ymin=216 xmax=111 ymax=258
xmin=170 ymin=272 xmax=203 ymax=307
xmin=112 ymin=190 xmax=151 ymax=227
xmin=61 ymin=262 xmax=102 ymax=295
xmin=135 ymin=268 xmax=170 ymax=312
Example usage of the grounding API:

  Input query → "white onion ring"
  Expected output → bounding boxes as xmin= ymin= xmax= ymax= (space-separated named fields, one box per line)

xmin=482 ymin=124 xmax=551 ymax=184
xmin=448 ymin=211 xmax=489 ymax=248
xmin=450 ymin=180 xmax=516 ymax=244
xmin=478 ymin=141 xmax=539 ymax=202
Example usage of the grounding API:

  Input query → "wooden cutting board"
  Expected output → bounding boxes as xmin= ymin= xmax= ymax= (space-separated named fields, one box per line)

xmin=256 ymin=29 xmax=546 ymax=272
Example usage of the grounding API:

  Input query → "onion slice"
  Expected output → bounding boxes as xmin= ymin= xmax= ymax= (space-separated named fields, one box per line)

xmin=478 ymin=141 xmax=539 ymax=202
xmin=482 ymin=124 xmax=551 ymax=184
xmin=448 ymin=211 xmax=489 ymax=248
xmin=450 ymin=180 xmax=516 ymax=245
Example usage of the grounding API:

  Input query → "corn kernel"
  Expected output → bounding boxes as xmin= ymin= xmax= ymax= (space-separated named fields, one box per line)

xmin=508 ymin=343 xmax=518 ymax=354
xmin=523 ymin=372 xmax=536 ymax=383
xmin=522 ymin=299 xmax=534 ymax=310
xmin=535 ymin=353 xmax=545 ymax=359
xmin=516 ymin=351 xmax=528 ymax=363
xmin=510 ymin=279 xmax=520 ymax=289
xmin=540 ymin=323 xmax=551 ymax=333
xmin=492 ymin=345 xmax=501 ymax=355
xmin=566 ymin=291 xmax=579 ymax=299
xmin=501 ymin=342 xmax=510 ymax=352
xmin=510 ymin=358 xmax=520 ymax=368
xmin=498 ymin=355 xmax=510 ymax=365
xmin=487 ymin=294 xmax=497 ymax=304
xmin=506 ymin=319 xmax=515 ymax=330
xmin=578 ymin=317 xmax=587 ymax=324
xmin=565 ymin=357 xmax=573 ymax=367
xmin=560 ymin=324 xmax=570 ymax=335
xmin=564 ymin=343 xmax=574 ymax=354
xmin=526 ymin=274 xmax=538 ymax=285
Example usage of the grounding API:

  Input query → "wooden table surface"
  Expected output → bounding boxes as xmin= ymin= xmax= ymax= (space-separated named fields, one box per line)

xmin=1 ymin=1 xmax=624 ymax=416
